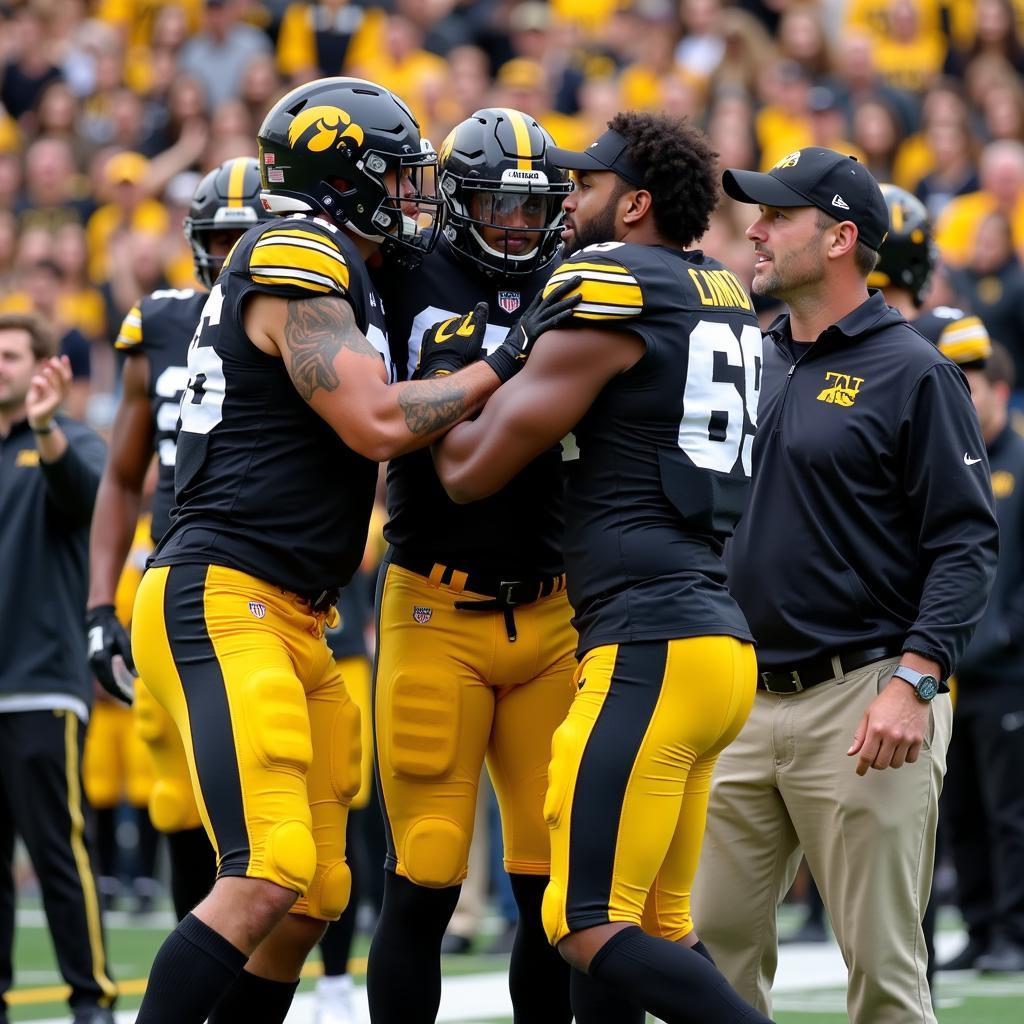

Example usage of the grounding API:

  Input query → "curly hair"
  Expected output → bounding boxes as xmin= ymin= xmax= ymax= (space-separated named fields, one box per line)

xmin=608 ymin=111 xmax=719 ymax=247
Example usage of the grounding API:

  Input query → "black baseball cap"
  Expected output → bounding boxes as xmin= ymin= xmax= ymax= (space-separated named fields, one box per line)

xmin=548 ymin=129 xmax=646 ymax=189
xmin=723 ymin=147 xmax=890 ymax=251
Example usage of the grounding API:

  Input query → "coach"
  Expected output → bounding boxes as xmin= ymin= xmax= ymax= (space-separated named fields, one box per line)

xmin=693 ymin=149 xmax=998 ymax=1024
xmin=0 ymin=312 xmax=116 ymax=1023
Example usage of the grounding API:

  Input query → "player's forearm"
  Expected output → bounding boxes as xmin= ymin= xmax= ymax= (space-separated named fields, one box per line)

xmin=431 ymin=418 xmax=503 ymax=503
xmin=87 ymin=475 xmax=142 ymax=607
xmin=358 ymin=361 xmax=500 ymax=462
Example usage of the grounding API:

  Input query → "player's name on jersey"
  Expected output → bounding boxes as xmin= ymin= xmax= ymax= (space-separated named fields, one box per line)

xmin=689 ymin=268 xmax=752 ymax=310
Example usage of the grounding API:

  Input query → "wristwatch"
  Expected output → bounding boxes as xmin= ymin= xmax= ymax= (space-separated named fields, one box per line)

xmin=891 ymin=666 xmax=941 ymax=702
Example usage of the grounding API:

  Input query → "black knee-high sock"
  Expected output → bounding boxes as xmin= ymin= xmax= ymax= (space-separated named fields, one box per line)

xmin=366 ymin=870 xmax=460 ymax=1024
xmin=571 ymin=968 xmax=646 ymax=1024
xmin=319 ymin=807 xmax=364 ymax=976
xmin=208 ymin=970 xmax=300 ymax=1024
xmin=507 ymin=874 xmax=571 ymax=1024
xmin=589 ymin=926 xmax=774 ymax=1024
xmin=135 ymin=913 xmax=247 ymax=1023
xmin=167 ymin=826 xmax=218 ymax=920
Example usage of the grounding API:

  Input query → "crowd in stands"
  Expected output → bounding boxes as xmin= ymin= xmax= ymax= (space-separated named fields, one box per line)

xmin=3 ymin=0 xmax=1024 ymax=411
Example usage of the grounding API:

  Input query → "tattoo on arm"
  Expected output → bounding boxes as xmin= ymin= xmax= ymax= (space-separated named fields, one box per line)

xmin=282 ymin=295 xmax=377 ymax=401
xmin=397 ymin=378 xmax=470 ymax=435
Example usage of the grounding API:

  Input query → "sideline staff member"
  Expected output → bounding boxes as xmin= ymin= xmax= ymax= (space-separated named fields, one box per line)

xmin=694 ymin=149 xmax=998 ymax=1024
xmin=0 ymin=312 xmax=116 ymax=1024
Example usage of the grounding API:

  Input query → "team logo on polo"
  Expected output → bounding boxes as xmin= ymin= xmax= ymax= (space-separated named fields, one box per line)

xmin=287 ymin=105 xmax=364 ymax=153
xmin=412 ymin=606 xmax=433 ymax=624
xmin=773 ymin=151 xmax=801 ymax=170
xmin=498 ymin=291 xmax=521 ymax=314
xmin=249 ymin=600 xmax=267 ymax=619
xmin=817 ymin=372 xmax=864 ymax=407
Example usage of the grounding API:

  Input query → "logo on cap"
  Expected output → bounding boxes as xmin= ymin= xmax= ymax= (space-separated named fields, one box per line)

xmin=832 ymin=194 xmax=850 ymax=210
xmin=773 ymin=151 xmax=801 ymax=170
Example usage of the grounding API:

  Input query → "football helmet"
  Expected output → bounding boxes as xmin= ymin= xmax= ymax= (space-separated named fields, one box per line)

xmin=184 ymin=157 xmax=271 ymax=288
xmin=257 ymin=77 xmax=441 ymax=267
xmin=869 ymin=184 xmax=937 ymax=306
xmin=439 ymin=108 xmax=572 ymax=276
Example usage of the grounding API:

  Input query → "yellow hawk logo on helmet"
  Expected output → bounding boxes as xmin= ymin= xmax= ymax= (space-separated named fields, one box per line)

xmin=438 ymin=128 xmax=457 ymax=166
xmin=773 ymin=151 xmax=801 ymax=170
xmin=288 ymin=106 xmax=365 ymax=153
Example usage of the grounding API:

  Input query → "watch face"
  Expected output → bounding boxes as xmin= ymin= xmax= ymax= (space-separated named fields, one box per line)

xmin=918 ymin=676 xmax=938 ymax=701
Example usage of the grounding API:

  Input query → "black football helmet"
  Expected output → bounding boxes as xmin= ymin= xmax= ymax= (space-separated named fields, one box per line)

xmin=439 ymin=108 xmax=572 ymax=276
xmin=869 ymin=184 xmax=937 ymax=306
xmin=257 ymin=77 xmax=441 ymax=268
xmin=184 ymin=157 xmax=272 ymax=288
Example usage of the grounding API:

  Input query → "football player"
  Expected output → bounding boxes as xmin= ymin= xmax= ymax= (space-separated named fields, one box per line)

xmin=87 ymin=157 xmax=271 ymax=922
xmin=128 ymin=77 xmax=579 ymax=1024
xmin=366 ymin=109 xmax=576 ymax=1024
xmin=431 ymin=112 xmax=775 ymax=1024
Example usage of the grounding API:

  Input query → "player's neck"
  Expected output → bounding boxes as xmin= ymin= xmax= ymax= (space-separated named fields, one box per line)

xmin=881 ymin=287 xmax=917 ymax=320
xmin=785 ymin=278 xmax=869 ymax=343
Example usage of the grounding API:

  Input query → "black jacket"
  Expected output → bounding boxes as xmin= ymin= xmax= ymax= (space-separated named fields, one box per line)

xmin=0 ymin=416 xmax=106 ymax=713
xmin=957 ymin=424 xmax=1024 ymax=705
xmin=727 ymin=291 xmax=998 ymax=679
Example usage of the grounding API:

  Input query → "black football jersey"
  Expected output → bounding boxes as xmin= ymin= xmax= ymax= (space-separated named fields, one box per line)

xmin=115 ymin=288 xmax=207 ymax=544
xmin=378 ymin=237 xmax=564 ymax=577
xmin=151 ymin=214 xmax=393 ymax=596
xmin=541 ymin=242 xmax=762 ymax=653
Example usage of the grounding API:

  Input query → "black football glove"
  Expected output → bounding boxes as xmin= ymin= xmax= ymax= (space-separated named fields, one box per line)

xmin=414 ymin=301 xmax=490 ymax=380
xmin=87 ymin=604 xmax=136 ymax=705
xmin=483 ymin=274 xmax=583 ymax=383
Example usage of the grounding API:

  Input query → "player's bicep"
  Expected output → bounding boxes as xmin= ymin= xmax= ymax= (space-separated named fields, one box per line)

xmin=105 ymin=353 xmax=155 ymax=489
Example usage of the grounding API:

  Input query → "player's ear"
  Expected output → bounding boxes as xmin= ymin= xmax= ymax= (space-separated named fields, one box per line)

xmin=622 ymin=188 xmax=652 ymax=225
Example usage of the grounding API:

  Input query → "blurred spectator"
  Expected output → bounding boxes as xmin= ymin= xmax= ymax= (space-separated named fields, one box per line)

xmin=1 ymin=5 xmax=63 ymax=122
xmin=275 ymin=0 xmax=385 ymax=82
xmin=178 ymin=0 xmax=272 ymax=111
xmin=951 ymin=211 xmax=1024 ymax=385
xmin=238 ymin=52 xmax=282 ymax=125
xmin=85 ymin=151 xmax=168 ymax=283
xmin=675 ymin=0 xmax=726 ymax=84
xmin=872 ymin=0 xmax=946 ymax=95
xmin=852 ymin=96 xmax=904 ymax=181
xmin=53 ymin=225 xmax=109 ymax=344
xmin=980 ymin=75 xmax=1024 ymax=143
xmin=776 ymin=2 xmax=834 ymax=82
xmin=754 ymin=59 xmax=812 ymax=169
xmin=0 ymin=150 xmax=22 ymax=216
xmin=807 ymin=86 xmax=865 ymax=162
xmin=0 ymin=209 xmax=17 ymax=292
xmin=936 ymin=139 xmax=1024 ymax=265
xmin=16 ymin=137 xmax=93 ymax=233
xmin=713 ymin=7 xmax=775 ymax=97
xmin=834 ymin=31 xmax=917 ymax=139
xmin=947 ymin=0 xmax=1024 ymax=77
xmin=104 ymin=230 xmax=171 ymax=331
xmin=914 ymin=115 xmax=981 ymax=219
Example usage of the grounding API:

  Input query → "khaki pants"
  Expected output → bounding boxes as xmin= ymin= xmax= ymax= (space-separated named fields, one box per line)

xmin=693 ymin=658 xmax=952 ymax=1024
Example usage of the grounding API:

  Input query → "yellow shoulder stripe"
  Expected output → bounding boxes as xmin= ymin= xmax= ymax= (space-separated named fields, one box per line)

xmin=258 ymin=227 xmax=341 ymax=251
xmin=558 ymin=260 xmax=631 ymax=276
xmin=938 ymin=316 xmax=991 ymax=365
xmin=543 ymin=273 xmax=643 ymax=321
xmin=114 ymin=304 xmax=144 ymax=349
xmin=250 ymin=234 xmax=350 ymax=294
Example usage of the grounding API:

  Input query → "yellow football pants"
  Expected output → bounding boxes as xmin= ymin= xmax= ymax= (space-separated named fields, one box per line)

xmin=542 ymin=636 xmax=757 ymax=945
xmin=83 ymin=700 xmax=154 ymax=810
xmin=374 ymin=562 xmax=577 ymax=889
xmin=132 ymin=563 xmax=362 ymax=920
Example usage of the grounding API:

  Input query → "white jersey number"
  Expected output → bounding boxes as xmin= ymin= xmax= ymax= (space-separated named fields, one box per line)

xmin=678 ymin=319 xmax=762 ymax=475
xmin=179 ymin=284 xmax=226 ymax=436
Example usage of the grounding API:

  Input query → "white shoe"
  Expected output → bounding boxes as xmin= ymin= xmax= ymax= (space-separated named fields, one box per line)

xmin=313 ymin=974 xmax=357 ymax=1024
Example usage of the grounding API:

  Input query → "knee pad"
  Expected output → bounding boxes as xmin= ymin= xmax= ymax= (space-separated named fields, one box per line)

xmin=386 ymin=670 xmax=459 ymax=779
xmin=149 ymin=778 xmax=202 ymax=833
xmin=329 ymin=696 xmax=362 ymax=804
xmin=302 ymin=859 xmax=352 ymax=921
xmin=544 ymin=716 xmax=587 ymax=828
xmin=134 ymin=683 xmax=175 ymax=749
xmin=263 ymin=819 xmax=318 ymax=895
xmin=242 ymin=669 xmax=312 ymax=775
xmin=402 ymin=817 xmax=469 ymax=889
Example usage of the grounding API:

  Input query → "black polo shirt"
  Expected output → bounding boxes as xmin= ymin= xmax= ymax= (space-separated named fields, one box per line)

xmin=726 ymin=291 xmax=998 ymax=679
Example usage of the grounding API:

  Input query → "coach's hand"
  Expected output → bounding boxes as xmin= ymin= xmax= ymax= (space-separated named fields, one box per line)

xmin=483 ymin=275 xmax=582 ymax=384
xmin=87 ymin=604 xmax=137 ymax=705
xmin=414 ymin=302 xmax=489 ymax=380
xmin=847 ymin=677 xmax=931 ymax=776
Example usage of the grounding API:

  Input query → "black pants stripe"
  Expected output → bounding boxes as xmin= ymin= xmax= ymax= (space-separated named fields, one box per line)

xmin=0 ymin=709 xmax=117 ymax=1011
xmin=162 ymin=564 xmax=250 ymax=877
xmin=566 ymin=642 xmax=668 ymax=929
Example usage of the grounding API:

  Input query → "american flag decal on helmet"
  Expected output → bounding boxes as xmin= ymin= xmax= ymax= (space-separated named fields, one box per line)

xmin=498 ymin=290 xmax=521 ymax=314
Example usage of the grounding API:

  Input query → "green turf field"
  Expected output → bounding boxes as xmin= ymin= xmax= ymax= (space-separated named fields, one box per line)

xmin=7 ymin=905 xmax=1024 ymax=1022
